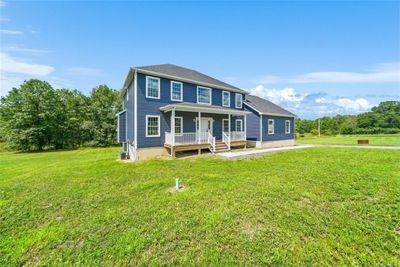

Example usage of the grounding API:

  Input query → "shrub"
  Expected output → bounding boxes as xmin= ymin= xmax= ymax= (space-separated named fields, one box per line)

xmin=310 ymin=129 xmax=319 ymax=136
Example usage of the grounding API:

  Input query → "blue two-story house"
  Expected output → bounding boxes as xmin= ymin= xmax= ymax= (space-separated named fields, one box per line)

xmin=117 ymin=64 xmax=296 ymax=160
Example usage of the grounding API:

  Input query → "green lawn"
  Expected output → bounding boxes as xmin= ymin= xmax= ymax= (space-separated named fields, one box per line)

xmin=296 ymin=134 xmax=400 ymax=146
xmin=1 ymin=147 xmax=399 ymax=266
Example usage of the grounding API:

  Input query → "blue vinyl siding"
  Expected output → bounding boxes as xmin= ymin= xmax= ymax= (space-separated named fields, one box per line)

xmin=136 ymin=73 xmax=245 ymax=148
xmin=245 ymin=105 xmax=260 ymax=141
xmin=118 ymin=111 xmax=127 ymax=143
xmin=261 ymin=115 xmax=294 ymax=141
xmin=122 ymin=81 xmax=135 ymax=142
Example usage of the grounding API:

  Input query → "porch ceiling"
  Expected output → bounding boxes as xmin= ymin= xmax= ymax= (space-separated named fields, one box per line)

xmin=160 ymin=102 xmax=251 ymax=115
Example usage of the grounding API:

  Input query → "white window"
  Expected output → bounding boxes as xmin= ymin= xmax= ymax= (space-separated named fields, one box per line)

xmin=285 ymin=120 xmax=291 ymax=134
xmin=235 ymin=93 xmax=243 ymax=108
xmin=268 ymin=119 xmax=274 ymax=135
xmin=175 ymin=117 xmax=183 ymax=135
xmin=197 ymin=86 xmax=211 ymax=105
xmin=146 ymin=115 xmax=160 ymax=137
xmin=235 ymin=119 xmax=243 ymax=132
xmin=222 ymin=91 xmax=230 ymax=107
xmin=222 ymin=119 xmax=229 ymax=133
xmin=146 ymin=76 xmax=160 ymax=99
xmin=170 ymin=81 xmax=183 ymax=101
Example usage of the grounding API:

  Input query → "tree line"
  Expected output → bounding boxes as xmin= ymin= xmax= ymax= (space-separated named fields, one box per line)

xmin=296 ymin=101 xmax=400 ymax=135
xmin=0 ymin=79 xmax=121 ymax=151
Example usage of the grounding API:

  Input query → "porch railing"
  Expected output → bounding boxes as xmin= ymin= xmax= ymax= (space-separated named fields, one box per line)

xmin=222 ymin=132 xmax=230 ymax=150
xmin=230 ymin=131 xmax=246 ymax=141
xmin=207 ymin=131 xmax=216 ymax=153
xmin=165 ymin=132 xmax=209 ymax=146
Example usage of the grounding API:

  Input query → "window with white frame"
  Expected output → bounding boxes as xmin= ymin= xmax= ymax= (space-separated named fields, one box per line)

xmin=170 ymin=81 xmax=183 ymax=101
xmin=235 ymin=93 xmax=243 ymax=108
xmin=236 ymin=119 xmax=243 ymax=132
xmin=222 ymin=119 xmax=229 ymax=133
xmin=146 ymin=76 xmax=160 ymax=99
xmin=268 ymin=119 xmax=274 ymax=134
xmin=222 ymin=91 xmax=230 ymax=107
xmin=285 ymin=120 xmax=291 ymax=134
xmin=146 ymin=115 xmax=160 ymax=137
xmin=197 ymin=86 xmax=211 ymax=105
xmin=175 ymin=117 xmax=183 ymax=135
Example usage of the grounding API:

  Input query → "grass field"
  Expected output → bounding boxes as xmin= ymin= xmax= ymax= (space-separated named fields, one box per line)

xmin=296 ymin=134 xmax=400 ymax=146
xmin=1 ymin=147 xmax=399 ymax=266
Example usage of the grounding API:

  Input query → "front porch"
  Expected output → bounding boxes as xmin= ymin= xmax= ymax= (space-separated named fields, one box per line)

xmin=160 ymin=103 xmax=250 ymax=158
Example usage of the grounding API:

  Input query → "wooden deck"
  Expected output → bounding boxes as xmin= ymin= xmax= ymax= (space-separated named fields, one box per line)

xmin=164 ymin=140 xmax=246 ymax=158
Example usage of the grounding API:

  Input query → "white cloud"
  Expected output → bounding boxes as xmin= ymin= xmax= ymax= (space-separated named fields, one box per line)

xmin=260 ymin=62 xmax=400 ymax=84
xmin=0 ymin=53 xmax=55 ymax=95
xmin=2 ymin=46 xmax=52 ymax=54
xmin=335 ymin=98 xmax=370 ymax=111
xmin=0 ymin=29 xmax=23 ymax=35
xmin=247 ymin=85 xmax=375 ymax=118
xmin=0 ymin=52 xmax=54 ymax=76
xmin=66 ymin=67 xmax=103 ymax=76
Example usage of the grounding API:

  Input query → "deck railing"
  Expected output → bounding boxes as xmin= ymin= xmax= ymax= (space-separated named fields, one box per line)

xmin=207 ymin=131 xmax=216 ymax=153
xmin=230 ymin=131 xmax=246 ymax=141
xmin=165 ymin=132 xmax=209 ymax=146
xmin=222 ymin=132 xmax=230 ymax=150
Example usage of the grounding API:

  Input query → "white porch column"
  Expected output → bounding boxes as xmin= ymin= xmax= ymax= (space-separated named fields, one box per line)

xmin=244 ymin=114 xmax=247 ymax=140
xmin=228 ymin=114 xmax=231 ymax=137
xmin=198 ymin=111 xmax=201 ymax=144
xmin=171 ymin=108 xmax=175 ymax=146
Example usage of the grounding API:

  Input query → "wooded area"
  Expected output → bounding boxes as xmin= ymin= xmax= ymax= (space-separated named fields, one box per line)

xmin=0 ymin=79 xmax=121 ymax=151
xmin=295 ymin=101 xmax=400 ymax=135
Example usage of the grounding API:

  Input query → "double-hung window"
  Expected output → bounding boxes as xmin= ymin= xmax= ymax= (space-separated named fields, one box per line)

xmin=146 ymin=115 xmax=160 ymax=137
xmin=236 ymin=119 xmax=243 ymax=132
xmin=222 ymin=91 xmax=230 ymax=107
xmin=170 ymin=81 xmax=183 ymax=101
xmin=235 ymin=93 xmax=243 ymax=108
xmin=222 ymin=119 xmax=229 ymax=133
xmin=175 ymin=117 xmax=183 ymax=135
xmin=268 ymin=119 xmax=274 ymax=135
xmin=285 ymin=120 xmax=291 ymax=134
xmin=197 ymin=86 xmax=211 ymax=105
xmin=146 ymin=76 xmax=160 ymax=99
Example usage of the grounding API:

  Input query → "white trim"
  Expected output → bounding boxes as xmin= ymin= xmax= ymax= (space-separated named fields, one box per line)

xmin=145 ymin=76 xmax=161 ymax=99
xmin=160 ymin=104 xmax=251 ymax=116
xmin=170 ymin=81 xmax=183 ymax=102
xmin=268 ymin=119 xmax=274 ymax=135
xmin=115 ymin=109 xmax=127 ymax=116
xmin=174 ymin=116 xmax=183 ymax=136
xmin=197 ymin=86 xmax=212 ymax=105
xmin=222 ymin=118 xmax=229 ymax=132
xmin=244 ymin=102 xmax=296 ymax=118
xmin=285 ymin=119 xmax=291 ymax=134
xmin=222 ymin=91 xmax=230 ymax=107
xmin=123 ymin=68 xmax=248 ymax=95
xmin=146 ymin=115 xmax=160 ymax=137
xmin=235 ymin=93 xmax=243 ymax=109
xmin=259 ymin=115 xmax=262 ymax=142
xmin=235 ymin=119 xmax=243 ymax=132
xmin=134 ymin=70 xmax=138 ymax=159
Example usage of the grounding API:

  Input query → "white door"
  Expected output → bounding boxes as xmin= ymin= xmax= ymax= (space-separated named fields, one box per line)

xmin=197 ymin=117 xmax=213 ymax=134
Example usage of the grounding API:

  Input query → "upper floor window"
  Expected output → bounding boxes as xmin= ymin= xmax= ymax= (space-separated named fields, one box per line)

xmin=146 ymin=76 xmax=160 ymax=99
xmin=285 ymin=120 xmax=291 ymax=134
xmin=197 ymin=86 xmax=211 ymax=105
xmin=170 ymin=81 xmax=183 ymax=101
xmin=222 ymin=91 xmax=230 ymax=107
xmin=235 ymin=93 xmax=243 ymax=108
xmin=268 ymin=119 xmax=274 ymax=135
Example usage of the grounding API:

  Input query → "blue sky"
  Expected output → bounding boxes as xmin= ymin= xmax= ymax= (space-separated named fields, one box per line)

xmin=1 ymin=1 xmax=399 ymax=119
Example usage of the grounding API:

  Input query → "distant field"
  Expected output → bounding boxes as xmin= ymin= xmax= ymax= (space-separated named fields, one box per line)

xmin=296 ymin=134 xmax=400 ymax=146
xmin=1 ymin=147 xmax=399 ymax=265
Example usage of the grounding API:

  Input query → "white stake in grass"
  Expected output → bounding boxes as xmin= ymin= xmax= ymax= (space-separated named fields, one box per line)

xmin=175 ymin=178 xmax=180 ymax=190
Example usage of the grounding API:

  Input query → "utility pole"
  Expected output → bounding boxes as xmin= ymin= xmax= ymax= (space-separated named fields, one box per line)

xmin=318 ymin=119 xmax=321 ymax=137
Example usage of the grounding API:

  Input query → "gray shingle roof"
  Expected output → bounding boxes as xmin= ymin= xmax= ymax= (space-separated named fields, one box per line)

xmin=135 ymin=64 xmax=248 ymax=94
xmin=244 ymin=95 xmax=297 ymax=117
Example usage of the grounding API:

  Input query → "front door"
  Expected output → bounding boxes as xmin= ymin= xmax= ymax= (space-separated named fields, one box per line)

xmin=197 ymin=117 xmax=213 ymax=135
